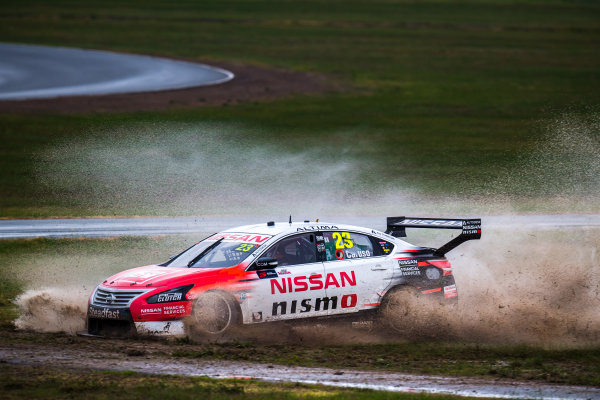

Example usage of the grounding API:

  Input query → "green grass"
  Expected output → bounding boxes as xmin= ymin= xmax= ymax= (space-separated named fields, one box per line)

xmin=0 ymin=0 xmax=599 ymax=216
xmin=0 ymin=364 xmax=476 ymax=400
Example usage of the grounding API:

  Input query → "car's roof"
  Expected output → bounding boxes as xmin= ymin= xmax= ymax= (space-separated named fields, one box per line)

xmin=216 ymin=221 xmax=417 ymax=251
xmin=222 ymin=221 xmax=390 ymax=239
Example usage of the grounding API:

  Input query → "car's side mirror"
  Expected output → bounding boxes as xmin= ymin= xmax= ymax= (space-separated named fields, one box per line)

xmin=255 ymin=257 xmax=278 ymax=270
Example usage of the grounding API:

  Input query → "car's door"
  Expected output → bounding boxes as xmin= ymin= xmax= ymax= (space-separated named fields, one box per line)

xmin=244 ymin=232 xmax=326 ymax=323
xmin=320 ymin=230 xmax=395 ymax=316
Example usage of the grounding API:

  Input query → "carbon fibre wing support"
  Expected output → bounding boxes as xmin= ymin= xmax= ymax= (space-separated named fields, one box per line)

xmin=385 ymin=216 xmax=481 ymax=257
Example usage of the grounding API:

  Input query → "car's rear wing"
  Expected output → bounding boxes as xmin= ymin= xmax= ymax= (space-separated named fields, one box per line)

xmin=385 ymin=216 xmax=481 ymax=256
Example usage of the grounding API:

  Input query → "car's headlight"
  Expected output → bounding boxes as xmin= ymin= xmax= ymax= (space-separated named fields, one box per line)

xmin=146 ymin=284 xmax=194 ymax=304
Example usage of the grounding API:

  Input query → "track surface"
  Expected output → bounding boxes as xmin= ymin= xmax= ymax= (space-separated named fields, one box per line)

xmin=0 ymin=214 xmax=598 ymax=239
xmin=0 ymin=43 xmax=233 ymax=100
xmin=2 ymin=344 xmax=599 ymax=399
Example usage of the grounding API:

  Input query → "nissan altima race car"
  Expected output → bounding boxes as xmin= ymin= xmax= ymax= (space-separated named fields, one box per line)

xmin=83 ymin=217 xmax=481 ymax=338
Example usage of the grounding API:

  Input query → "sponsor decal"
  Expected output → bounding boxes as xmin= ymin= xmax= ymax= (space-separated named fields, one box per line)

xmin=252 ymin=312 xmax=263 ymax=322
xmin=146 ymin=284 xmax=193 ymax=304
xmin=278 ymin=269 xmax=291 ymax=275
xmin=141 ymin=307 xmax=162 ymax=314
xmin=163 ymin=304 xmax=186 ymax=315
xmin=463 ymin=220 xmax=481 ymax=233
xmin=257 ymin=269 xmax=278 ymax=279
xmin=379 ymin=241 xmax=392 ymax=253
xmin=317 ymin=243 xmax=326 ymax=252
xmin=238 ymin=292 xmax=247 ymax=301
xmin=157 ymin=292 xmax=183 ymax=302
xmin=316 ymin=235 xmax=324 ymax=241
xmin=256 ymin=259 xmax=275 ymax=268
xmin=335 ymin=249 xmax=345 ymax=260
xmin=270 ymin=271 xmax=356 ymax=294
xmin=374 ymin=230 xmax=396 ymax=240
xmin=397 ymin=258 xmax=418 ymax=267
xmin=135 ymin=321 xmax=185 ymax=336
xmin=444 ymin=284 xmax=458 ymax=299
xmin=88 ymin=305 xmax=126 ymax=320
xmin=296 ymin=225 xmax=338 ymax=232
xmin=345 ymin=249 xmax=371 ymax=259
xmin=399 ymin=266 xmax=421 ymax=276
xmin=117 ymin=269 xmax=172 ymax=284
xmin=208 ymin=233 xmax=271 ymax=244
xmin=404 ymin=219 xmax=463 ymax=227
xmin=272 ymin=294 xmax=357 ymax=316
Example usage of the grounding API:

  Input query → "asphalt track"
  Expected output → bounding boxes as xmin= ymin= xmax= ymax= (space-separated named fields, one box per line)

xmin=0 ymin=214 xmax=598 ymax=239
xmin=0 ymin=43 xmax=234 ymax=100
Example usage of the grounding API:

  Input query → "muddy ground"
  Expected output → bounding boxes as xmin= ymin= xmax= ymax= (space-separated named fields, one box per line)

xmin=2 ymin=329 xmax=600 ymax=399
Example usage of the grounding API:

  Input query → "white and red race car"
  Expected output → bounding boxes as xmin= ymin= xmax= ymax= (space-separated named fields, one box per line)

xmin=84 ymin=217 xmax=481 ymax=338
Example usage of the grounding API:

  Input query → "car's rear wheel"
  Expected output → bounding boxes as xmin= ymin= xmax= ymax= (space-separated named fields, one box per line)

xmin=379 ymin=287 xmax=451 ymax=339
xmin=186 ymin=291 xmax=240 ymax=341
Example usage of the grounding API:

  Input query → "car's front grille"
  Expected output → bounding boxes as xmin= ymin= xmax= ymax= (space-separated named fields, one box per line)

xmin=92 ymin=287 xmax=149 ymax=307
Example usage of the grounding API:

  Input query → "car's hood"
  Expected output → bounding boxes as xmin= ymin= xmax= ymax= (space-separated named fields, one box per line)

xmin=101 ymin=265 xmax=222 ymax=289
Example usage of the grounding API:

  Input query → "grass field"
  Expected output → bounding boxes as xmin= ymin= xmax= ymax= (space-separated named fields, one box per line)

xmin=0 ymin=0 xmax=599 ymax=217
xmin=1 ymin=364 xmax=480 ymax=400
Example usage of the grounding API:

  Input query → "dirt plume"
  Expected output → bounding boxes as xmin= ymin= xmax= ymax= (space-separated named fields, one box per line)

xmin=443 ymin=228 xmax=600 ymax=346
xmin=14 ymin=287 xmax=88 ymax=334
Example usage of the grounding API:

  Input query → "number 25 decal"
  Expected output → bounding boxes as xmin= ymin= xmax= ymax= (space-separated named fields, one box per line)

xmin=235 ymin=244 xmax=254 ymax=252
xmin=332 ymin=232 xmax=353 ymax=249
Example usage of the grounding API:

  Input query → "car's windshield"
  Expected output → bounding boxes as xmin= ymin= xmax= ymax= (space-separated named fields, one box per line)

xmin=163 ymin=232 xmax=271 ymax=269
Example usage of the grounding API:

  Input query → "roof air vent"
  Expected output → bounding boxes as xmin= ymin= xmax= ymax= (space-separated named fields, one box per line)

xmin=267 ymin=221 xmax=275 ymax=227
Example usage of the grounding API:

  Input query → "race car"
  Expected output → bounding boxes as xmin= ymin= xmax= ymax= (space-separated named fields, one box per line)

xmin=84 ymin=216 xmax=481 ymax=338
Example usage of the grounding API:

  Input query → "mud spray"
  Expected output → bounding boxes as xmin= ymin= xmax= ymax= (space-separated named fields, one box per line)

xmin=14 ymin=114 xmax=599 ymax=346
xmin=14 ymin=287 xmax=88 ymax=334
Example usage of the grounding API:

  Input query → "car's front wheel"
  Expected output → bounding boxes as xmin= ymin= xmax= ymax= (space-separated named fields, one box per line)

xmin=185 ymin=291 xmax=240 ymax=341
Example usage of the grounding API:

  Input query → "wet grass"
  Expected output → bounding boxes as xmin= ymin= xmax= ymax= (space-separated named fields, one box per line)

xmin=0 ymin=364 xmax=475 ymax=400
xmin=1 ymin=323 xmax=599 ymax=387
xmin=0 ymin=0 xmax=599 ymax=216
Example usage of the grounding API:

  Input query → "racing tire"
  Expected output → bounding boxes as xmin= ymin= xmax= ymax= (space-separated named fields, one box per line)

xmin=378 ymin=287 xmax=452 ymax=340
xmin=185 ymin=291 xmax=241 ymax=341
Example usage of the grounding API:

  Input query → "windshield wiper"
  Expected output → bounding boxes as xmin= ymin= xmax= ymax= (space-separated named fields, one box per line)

xmin=187 ymin=238 xmax=224 ymax=267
